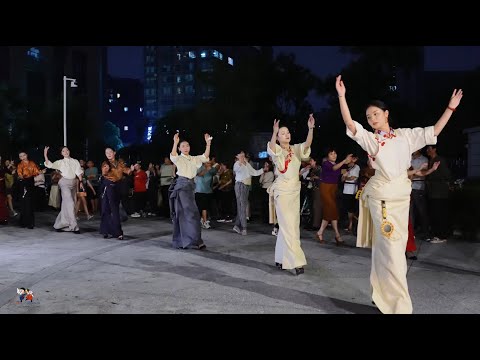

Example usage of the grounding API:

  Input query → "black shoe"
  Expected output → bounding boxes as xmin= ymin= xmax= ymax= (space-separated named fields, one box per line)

xmin=27 ymin=226 xmax=34 ymax=229
xmin=103 ymin=234 xmax=109 ymax=239
xmin=295 ymin=267 xmax=304 ymax=275
xmin=55 ymin=229 xmax=63 ymax=232
xmin=198 ymin=244 xmax=207 ymax=250
xmin=275 ymin=262 xmax=282 ymax=269
xmin=73 ymin=230 xmax=80 ymax=234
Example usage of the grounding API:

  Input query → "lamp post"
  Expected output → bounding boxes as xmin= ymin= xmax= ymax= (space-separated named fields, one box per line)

xmin=63 ymin=76 xmax=78 ymax=146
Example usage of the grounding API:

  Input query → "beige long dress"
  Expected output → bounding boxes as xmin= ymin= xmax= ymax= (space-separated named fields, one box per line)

xmin=348 ymin=121 xmax=437 ymax=314
xmin=267 ymin=142 xmax=311 ymax=270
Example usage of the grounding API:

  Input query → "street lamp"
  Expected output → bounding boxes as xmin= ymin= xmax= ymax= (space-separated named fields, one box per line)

xmin=63 ymin=76 xmax=78 ymax=146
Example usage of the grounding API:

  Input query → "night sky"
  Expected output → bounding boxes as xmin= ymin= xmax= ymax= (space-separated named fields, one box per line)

xmin=108 ymin=46 xmax=480 ymax=108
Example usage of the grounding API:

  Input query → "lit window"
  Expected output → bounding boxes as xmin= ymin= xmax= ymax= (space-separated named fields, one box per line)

xmin=228 ymin=57 xmax=234 ymax=66
xmin=258 ymin=151 xmax=268 ymax=159
xmin=27 ymin=47 xmax=40 ymax=60
xmin=108 ymin=99 xmax=113 ymax=103
xmin=176 ymin=75 xmax=182 ymax=83
xmin=117 ymin=93 xmax=121 ymax=98
xmin=189 ymin=51 xmax=196 ymax=59
xmin=109 ymin=109 xmax=112 ymax=113
xmin=177 ymin=53 xmax=181 ymax=60
xmin=139 ymin=107 xmax=143 ymax=112
xmin=124 ymin=126 xmax=129 ymax=131
xmin=147 ymin=126 xmax=153 ymax=141
xmin=124 ymin=107 xmax=128 ymax=112
xmin=200 ymin=51 xmax=207 ymax=58
xmin=213 ymin=50 xmax=219 ymax=58
xmin=219 ymin=52 xmax=223 ymax=60
xmin=177 ymin=87 xmax=182 ymax=95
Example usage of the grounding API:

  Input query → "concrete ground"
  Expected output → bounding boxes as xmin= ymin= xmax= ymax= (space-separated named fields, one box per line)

xmin=1 ymin=211 xmax=479 ymax=314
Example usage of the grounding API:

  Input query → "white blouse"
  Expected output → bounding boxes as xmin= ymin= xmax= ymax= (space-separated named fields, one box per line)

xmin=347 ymin=121 xmax=437 ymax=181
xmin=267 ymin=142 xmax=311 ymax=182
xmin=44 ymin=158 xmax=83 ymax=180
xmin=170 ymin=153 xmax=208 ymax=179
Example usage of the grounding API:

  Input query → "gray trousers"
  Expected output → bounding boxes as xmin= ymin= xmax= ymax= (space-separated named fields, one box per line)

xmin=234 ymin=182 xmax=249 ymax=230
xmin=54 ymin=177 xmax=79 ymax=232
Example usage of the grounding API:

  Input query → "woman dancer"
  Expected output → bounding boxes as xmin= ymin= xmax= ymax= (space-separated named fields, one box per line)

xmin=267 ymin=114 xmax=315 ymax=275
xmin=336 ymin=75 xmax=462 ymax=313
xmin=100 ymin=147 xmax=133 ymax=240
xmin=44 ymin=146 xmax=84 ymax=233
xmin=169 ymin=132 xmax=211 ymax=250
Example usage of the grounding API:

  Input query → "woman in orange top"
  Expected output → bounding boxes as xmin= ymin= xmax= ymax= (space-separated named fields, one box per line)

xmin=16 ymin=151 xmax=40 ymax=229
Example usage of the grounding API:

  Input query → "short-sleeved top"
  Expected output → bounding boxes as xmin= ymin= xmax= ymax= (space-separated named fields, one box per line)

xmin=411 ymin=155 xmax=428 ymax=191
xmin=346 ymin=121 xmax=437 ymax=182
xmin=342 ymin=164 xmax=360 ymax=195
xmin=160 ymin=164 xmax=175 ymax=186
xmin=195 ymin=166 xmax=217 ymax=194
xmin=170 ymin=153 xmax=208 ymax=179
xmin=321 ymin=161 xmax=341 ymax=184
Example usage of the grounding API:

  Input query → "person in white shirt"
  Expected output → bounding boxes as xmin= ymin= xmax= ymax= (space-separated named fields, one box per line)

xmin=259 ymin=161 xmax=274 ymax=224
xmin=169 ymin=132 xmax=211 ymax=250
xmin=336 ymin=74 xmax=463 ymax=314
xmin=44 ymin=146 xmax=84 ymax=233
xmin=232 ymin=150 xmax=263 ymax=235
xmin=341 ymin=154 xmax=360 ymax=233
xmin=267 ymin=114 xmax=315 ymax=275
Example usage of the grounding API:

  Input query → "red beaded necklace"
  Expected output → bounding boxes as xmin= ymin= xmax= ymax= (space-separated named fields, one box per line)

xmin=368 ymin=128 xmax=396 ymax=162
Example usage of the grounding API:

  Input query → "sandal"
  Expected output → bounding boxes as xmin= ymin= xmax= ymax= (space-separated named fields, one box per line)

xmin=316 ymin=232 xmax=325 ymax=244
xmin=335 ymin=234 xmax=345 ymax=246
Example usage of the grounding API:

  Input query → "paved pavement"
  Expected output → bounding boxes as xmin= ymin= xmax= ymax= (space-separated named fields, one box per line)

xmin=1 ymin=211 xmax=479 ymax=314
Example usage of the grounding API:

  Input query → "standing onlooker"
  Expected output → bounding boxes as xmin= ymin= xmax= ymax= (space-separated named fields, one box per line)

xmin=425 ymin=145 xmax=451 ymax=243
xmin=232 ymin=151 xmax=263 ymax=236
xmin=159 ymin=157 xmax=176 ymax=217
xmin=316 ymin=149 xmax=352 ymax=245
xmin=341 ymin=154 xmax=360 ymax=233
xmin=130 ymin=162 xmax=148 ymax=218
xmin=409 ymin=149 xmax=430 ymax=240
xmin=259 ymin=161 xmax=274 ymax=224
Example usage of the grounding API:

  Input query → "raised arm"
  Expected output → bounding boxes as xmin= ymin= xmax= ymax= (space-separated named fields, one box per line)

xmin=304 ymin=113 xmax=315 ymax=151
xmin=171 ymin=133 xmax=179 ymax=157
xmin=43 ymin=146 xmax=56 ymax=168
xmin=269 ymin=119 xmax=280 ymax=153
xmin=333 ymin=154 xmax=353 ymax=171
xmin=433 ymin=89 xmax=463 ymax=136
xmin=336 ymin=75 xmax=357 ymax=135
xmin=203 ymin=133 xmax=212 ymax=159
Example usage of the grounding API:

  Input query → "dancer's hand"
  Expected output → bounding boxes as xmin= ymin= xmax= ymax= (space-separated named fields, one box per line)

xmin=448 ymin=89 xmax=463 ymax=110
xmin=273 ymin=119 xmax=280 ymax=133
xmin=308 ymin=113 xmax=315 ymax=129
xmin=204 ymin=133 xmax=212 ymax=145
xmin=336 ymin=75 xmax=346 ymax=97
xmin=173 ymin=132 xmax=179 ymax=144
xmin=44 ymin=146 xmax=49 ymax=156
xmin=431 ymin=161 xmax=440 ymax=171
xmin=344 ymin=154 xmax=353 ymax=164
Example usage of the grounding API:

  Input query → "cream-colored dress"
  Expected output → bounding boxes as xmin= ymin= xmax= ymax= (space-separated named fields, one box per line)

xmin=267 ymin=142 xmax=311 ymax=270
xmin=347 ymin=121 xmax=437 ymax=314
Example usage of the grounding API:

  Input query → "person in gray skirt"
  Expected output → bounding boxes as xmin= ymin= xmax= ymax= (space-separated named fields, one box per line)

xmin=169 ymin=132 xmax=211 ymax=250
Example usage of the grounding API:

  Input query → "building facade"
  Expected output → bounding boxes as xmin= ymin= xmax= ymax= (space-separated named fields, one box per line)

xmin=143 ymin=46 xmax=262 ymax=122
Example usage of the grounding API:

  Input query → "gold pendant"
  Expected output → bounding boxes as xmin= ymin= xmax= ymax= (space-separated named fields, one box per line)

xmin=380 ymin=200 xmax=394 ymax=238
xmin=381 ymin=220 xmax=394 ymax=238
